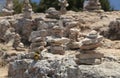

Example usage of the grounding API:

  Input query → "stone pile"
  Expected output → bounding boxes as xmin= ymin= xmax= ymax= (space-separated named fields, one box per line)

xmin=67 ymin=28 xmax=81 ymax=49
xmin=48 ymin=26 xmax=69 ymax=55
xmin=83 ymin=0 xmax=101 ymax=11
xmin=2 ymin=0 xmax=14 ymax=16
xmin=58 ymin=0 xmax=69 ymax=14
xmin=29 ymin=30 xmax=47 ymax=52
xmin=107 ymin=18 xmax=120 ymax=40
xmin=76 ymin=30 xmax=104 ymax=65
xmin=0 ymin=19 xmax=11 ymax=42
xmin=12 ymin=34 xmax=25 ymax=51
xmin=46 ymin=7 xmax=60 ymax=19
xmin=22 ymin=0 xmax=33 ymax=19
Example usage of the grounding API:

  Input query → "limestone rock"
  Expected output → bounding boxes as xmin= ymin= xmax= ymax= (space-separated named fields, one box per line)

xmin=76 ymin=51 xmax=104 ymax=65
xmin=80 ymin=30 xmax=103 ymax=50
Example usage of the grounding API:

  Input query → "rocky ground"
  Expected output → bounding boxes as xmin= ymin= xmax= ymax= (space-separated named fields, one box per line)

xmin=0 ymin=11 xmax=120 ymax=78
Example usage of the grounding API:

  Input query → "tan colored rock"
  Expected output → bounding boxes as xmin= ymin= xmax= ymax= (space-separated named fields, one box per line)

xmin=80 ymin=30 xmax=103 ymax=50
xmin=76 ymin=50 xmax=104 ymax=65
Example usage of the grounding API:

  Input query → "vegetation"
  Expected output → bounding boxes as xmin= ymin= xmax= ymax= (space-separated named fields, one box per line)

xmin=13 ymin=0 xmax=112 ymax=13
xmin=100 ymin=0 xmax=111 ymax=11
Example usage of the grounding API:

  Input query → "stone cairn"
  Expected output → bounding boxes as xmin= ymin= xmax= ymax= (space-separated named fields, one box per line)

xmin=67 ymin=28 xmax=81 ymax=49
xmin=48 ymin=26 xmax=69 ymax=55
xmin=46 ymin=7 xmax=60 ymax=19
xmin=22 ymin=0 xmax=33 ymax=19
xmin=2 ymin=0 xmax=14 ymax=16
xmin=58 ymin=0 xmax=69 ymax=14
xmin=12 ymin=34 xmax=25 ymax=51
xmin=83 ymin=0 xmax=101 ymax=11
xmin=76 ymin=30 xmax=104 ymax=65
xmin=29 ymin=29 xmax=47 ymax=52
xmin=107 ymin=18 xmax=120 ymax=40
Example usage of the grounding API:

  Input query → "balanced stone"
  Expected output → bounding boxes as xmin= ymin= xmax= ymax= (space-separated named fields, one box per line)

xmin=49 ymin=26 xmax=69 ymax=55
xmin=58 ymin=0 xmax=69 ymax=14
xmin=80 ymin=30 xmax=103 ymax=50
xmin=29 ymin=29 xmax=47 ymax=52
xmin=22 ymin=0 xmax=33 ymax=19
xmin=76 ymin=30 xmax=104 ymax=65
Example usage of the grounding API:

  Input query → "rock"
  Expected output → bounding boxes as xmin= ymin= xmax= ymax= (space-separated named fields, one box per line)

xmin=80 ymin=30 xmax=103 ymax=50
xmin=22 ymin=0 xmax=33 ymax=19
xmin=29 ymin=30 xmax=47 ymax=42
xmin=46 ymin=7 xmax=60 ymax=19
xmin=0 ymin=19 xmax=11 ymax=41
xmin=12 ymin=34 xmax=25 ymax=51
xmin=58 ymin=0 xmax=69 ymax=14
xmin=8 ymin=59 xmax=32 ymax=78
xmin=76 ymin=50 xmax=104 ymax=65
xmin=83 ymin=0 xmax=102 ymax=11
xmin=107 ymin=19 xmax=120 ymax=40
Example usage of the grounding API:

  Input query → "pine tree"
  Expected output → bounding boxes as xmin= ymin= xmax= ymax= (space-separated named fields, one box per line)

xmin=13 ymin=0 xmax=23 ymax=14
xmin=100 ymin=0 xmax=111 ymax=11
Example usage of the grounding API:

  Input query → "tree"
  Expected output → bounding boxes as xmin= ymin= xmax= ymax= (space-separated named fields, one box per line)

xmin=38 ymin=0 xmax=111 ymax=12
xmin=13 ymin=0 xmax=23 ymax=14
xmin=13 ymin=0 xmax=112 ymax=13
xmin=13 ymin=0 xmax=39 ymax=13
xmin=100 ymin=0 xmax=111 ymax=11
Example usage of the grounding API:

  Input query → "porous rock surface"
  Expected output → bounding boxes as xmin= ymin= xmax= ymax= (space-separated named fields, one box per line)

xmin=0 ymin=11 xmax=120 ymax=78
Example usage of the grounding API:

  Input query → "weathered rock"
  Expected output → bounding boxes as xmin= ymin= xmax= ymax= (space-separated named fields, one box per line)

xmin=14 ymin=19 xmax=33 ymax=43
xmin=29 ymin=30 xmax=47 ymax=42
xmin=76 ymin=50 xmax=104 ymax=65
xmin=46 ymin=7 xmax=60 ymax=19
xmin=83 ymin=0 xmax=102 ymax=11
xmin=29 ymin=29 xmax=47 ymax=52
xmin=107 ymin=19 xmax=120 ymax=40
xmin=48 ymin=26 xmax=69 ymax=55
xmin=22 ymin=0 xmax=33 ymax=19
xmin=0 ymin=19 xmax=11 ymax=42
xmin=8 ymin=59 xmax=32 ymax=78
xmin=80 ymin=30 xmax=103 ymax=50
